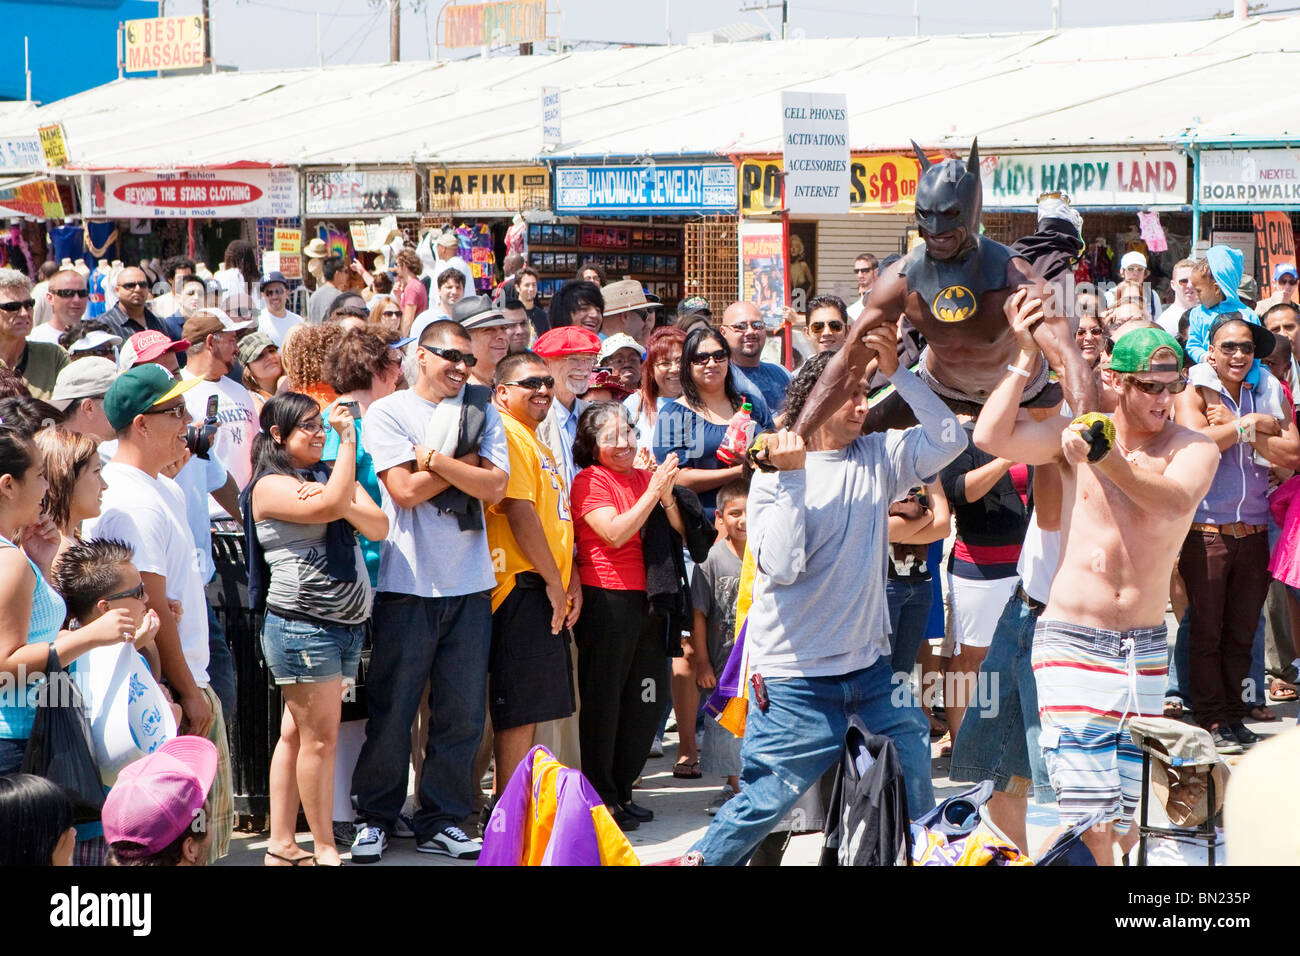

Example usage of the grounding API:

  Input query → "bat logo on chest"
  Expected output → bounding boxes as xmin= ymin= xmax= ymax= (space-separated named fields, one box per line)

xmin=932 ymin=285 xmax=978 ymax=323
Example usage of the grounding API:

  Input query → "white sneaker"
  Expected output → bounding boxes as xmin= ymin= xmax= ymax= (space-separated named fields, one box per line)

xmin=394 ymin=810 xmax=416 ymax=839
xmin=648 ymin=736 xmax=664 ymax=758
xmin=350 ymin=825 xmax=388 ymax=863
xmin=417 ymin=825 xmax=482 ymax=859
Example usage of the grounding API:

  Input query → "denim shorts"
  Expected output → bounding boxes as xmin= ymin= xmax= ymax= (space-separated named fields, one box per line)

xmin=260 ymin=610 xmax=364 ymax=685
xmin=949 ymin=587 xmax=1054 ymax=803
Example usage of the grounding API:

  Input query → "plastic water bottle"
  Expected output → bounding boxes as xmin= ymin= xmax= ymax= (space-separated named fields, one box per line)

xmin=716 ymin=401 xmax=756 ymax=465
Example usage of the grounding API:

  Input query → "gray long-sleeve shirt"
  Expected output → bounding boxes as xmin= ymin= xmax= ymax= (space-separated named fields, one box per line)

xmin=745 ymin=367 xmax=966 ymax=678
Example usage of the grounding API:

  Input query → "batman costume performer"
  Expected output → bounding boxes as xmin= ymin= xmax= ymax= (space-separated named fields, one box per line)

xmin=793 ymin=140 xmax=1095 ymax=438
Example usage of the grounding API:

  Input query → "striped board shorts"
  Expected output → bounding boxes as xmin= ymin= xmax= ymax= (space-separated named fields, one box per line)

xmin=1031 ymin=619 xmax=1167 ymax=832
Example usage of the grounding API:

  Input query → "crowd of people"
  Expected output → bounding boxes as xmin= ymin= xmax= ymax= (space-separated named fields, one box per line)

xmin=0 ymin=219 xmax=1298 ymax=868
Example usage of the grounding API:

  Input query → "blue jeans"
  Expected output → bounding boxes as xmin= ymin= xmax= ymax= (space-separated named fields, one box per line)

xmin=1166 ymin=611 xmax=1191 ymax=702
xmin=351 ymin=591 xmax=491 ymax=838
xmin=690 ymin=656 xmax=933 ymax=865
xmin=886 ymin=576 xmax=933 ymax=677
xmin=207 ymin=601 xmax=236 ymax=723
xmin=949 ymin=590 xmax=1053 ymax=802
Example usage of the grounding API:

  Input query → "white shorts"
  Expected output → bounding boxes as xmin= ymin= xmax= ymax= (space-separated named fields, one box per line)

xmin=948 ymin=575 xmax=1020 ymax=652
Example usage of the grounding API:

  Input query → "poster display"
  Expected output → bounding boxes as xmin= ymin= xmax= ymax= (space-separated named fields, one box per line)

xmin=1253 ymin=212 xmax=1296 ymax=300
xmin=739 ymin=220 xmax=787 ymax=325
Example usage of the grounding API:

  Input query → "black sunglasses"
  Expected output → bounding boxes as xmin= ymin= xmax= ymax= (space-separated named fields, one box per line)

xmin=1126 ymin=377 xmax=1188 ymax=395
xmin=504 ymin=375 xmax=555 ymax=391
xmin=420 ymin=344 xmax=477 ymax=367
xmin=103 ymin=581 xmax=146 ymax=602
xmin=118 ymin=281 xmax=150 ymax=291
xmin=0 ymin=298 xmax=35 ymax=312
xmin=1216 ymin=341 xmax=1255 ymax=357
xmin=854 ymin=266 xmax=877 ymax=274
xmin=690 ymin=348 xmax=728 ymax=367
xmin=51 ymin=288 xmax=89 ymax=299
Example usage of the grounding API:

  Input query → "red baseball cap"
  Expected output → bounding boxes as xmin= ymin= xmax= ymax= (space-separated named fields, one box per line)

xmin=120 ymin=330 xmax=189 ymax=369
xmin=533 ymin=326 xmax=601 ymax=358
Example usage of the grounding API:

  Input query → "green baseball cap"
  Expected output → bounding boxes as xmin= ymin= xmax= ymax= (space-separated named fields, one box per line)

xmin=103 ymin=364 xmax=201 ymax=432
xmin=1108 ymin=327 xmax=1184 ymax=373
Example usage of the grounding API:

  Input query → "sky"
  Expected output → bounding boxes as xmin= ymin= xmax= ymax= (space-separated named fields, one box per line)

xmin=155 ymin=0 xmax=1248 ymax=71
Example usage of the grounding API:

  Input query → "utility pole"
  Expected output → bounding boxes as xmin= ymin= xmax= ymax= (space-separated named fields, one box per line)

xmin=740 ymin=0 xmax=788 ymax=40
xmin=390 ymin=0 xmax=401 ymax=62
xmin=914 ymin=0 xmax=920 ymax=36
xmin=202 ymin=0 xmax=213 ymax=72
xmin=1051 ymin=0 xmax=1060 ymax=30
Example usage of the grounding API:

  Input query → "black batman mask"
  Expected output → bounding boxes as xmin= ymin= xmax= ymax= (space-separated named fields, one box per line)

xmin=912 ymin=139 xmax=982 ymax=240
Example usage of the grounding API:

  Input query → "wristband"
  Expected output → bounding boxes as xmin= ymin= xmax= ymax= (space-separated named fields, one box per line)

xmin=1006 ymin=363 xmax=1032 ymax=379
xmin=423 ymin=449 xmax=437 ymax=472
xmin=663 ymin=499 xmax=678 ymax=510
xmin=1237 ymin=420 xmax=1255 ymax=444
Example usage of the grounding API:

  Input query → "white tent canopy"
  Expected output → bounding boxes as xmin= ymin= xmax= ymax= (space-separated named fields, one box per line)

xmin=3 ymin=14 xmax=1297 ymax=170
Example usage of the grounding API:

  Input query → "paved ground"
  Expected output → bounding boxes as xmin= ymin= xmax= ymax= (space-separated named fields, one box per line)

xmin=218 ymin=689 xmax=1297 ymax=866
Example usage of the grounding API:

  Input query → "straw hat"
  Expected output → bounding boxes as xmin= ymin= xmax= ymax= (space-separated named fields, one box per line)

xmin=601 ymin=279 xmax=662 ymax=317
xmin=303 ymin=237 xmax=328 ymax=259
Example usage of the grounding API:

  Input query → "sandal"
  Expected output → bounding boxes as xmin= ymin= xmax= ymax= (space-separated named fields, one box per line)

xmin=1162 ymin=698 xmax=1185 ymax=719
xmin=936 ymin=732 xmax=952 ymax=758
xmin=1268 ymin=678 xmax=1298 ymax=703
xmin=1249 ymin=706 xmax=1280 ymax=722
xmin=673 ymin=758 xmax=702 ymax=779
xmin=264 ymin=849 xmax=315 ymax=866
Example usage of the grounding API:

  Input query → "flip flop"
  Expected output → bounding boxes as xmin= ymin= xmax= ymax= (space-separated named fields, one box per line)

xmin=1267 ymin=679 xmax=1298 ymax=703
xmin=264 ymin=850 xmax=315 ymax=866
xmin=673 ymin=758 xmax=702 ymax=779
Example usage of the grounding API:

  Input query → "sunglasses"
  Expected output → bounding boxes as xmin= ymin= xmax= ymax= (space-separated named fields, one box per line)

xmin=726 ymin=321 xmax=766 ymax=332
xmin=382 ymin=309 xmax=402 ymax=318
xmin=504 ymin=375 xmax=555 ymax=391
xmin=146 ymin=402 xmax=187 ymax=419
xmin=1216 ymin=341 xmax=1255 ymax=356
xmin=810 ymin=320 xmax=845 ymax=334
xmin=103 ymin=581 xmax=147 ymax=602
xmin=854 ymin=267 xmax=877 ymax=274
xmin=690 ymin=349 xmax=728 ymax=367
xmin=118 ymin=281 xmax=150 ymax=291
xmin=420 ymin=344 xmax=477 ymax=366
xmin=0 ymin=298 xmax=35 ymax=312
xmin=1126 ymin=376 xmax=1188 ymax=395
xmin=51 ymin=288 xmax=89 ymax=299
xmin=1278 ymin=276 xmax=1298 ymax=284
xmin=1076 ymin=327 xmax=1106 ymax=338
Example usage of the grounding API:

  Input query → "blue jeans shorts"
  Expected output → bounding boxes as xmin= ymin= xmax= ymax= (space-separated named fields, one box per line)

xmin=260 ymin=610 xmax=364 ymax=685
xmin=949 ymin=587 xmax=1054 ymax=803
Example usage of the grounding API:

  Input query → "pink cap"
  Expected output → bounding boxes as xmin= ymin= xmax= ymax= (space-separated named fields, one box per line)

xmin=102 ymin=736 xmax=217 ymax=853
xmin=120 ymin=330 xmax=190 ymax=370
xmin=533 ymin=326 xmax=601 ymax=358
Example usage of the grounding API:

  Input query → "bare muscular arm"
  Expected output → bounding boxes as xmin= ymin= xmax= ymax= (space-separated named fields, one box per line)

xmin=792 ymin=270 xmax=900 ymax=440
xmin=1008 ymin=259 xmax=1098 ymax=416
xmin=1089 ymin=433 xmax=1219 ymax=522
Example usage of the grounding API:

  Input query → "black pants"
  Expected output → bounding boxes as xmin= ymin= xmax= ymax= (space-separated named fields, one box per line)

xmin=1180 ymin=529 xmax=1271 ymax=729
xmin=574 ymin=586 xmax=669 ymax=806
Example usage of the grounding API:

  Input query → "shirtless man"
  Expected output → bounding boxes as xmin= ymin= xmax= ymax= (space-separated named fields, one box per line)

xmin=794 ymin=142 xmax=1096 ymax=439
xmin=973 ymin=291 xmax=1218 ymax=864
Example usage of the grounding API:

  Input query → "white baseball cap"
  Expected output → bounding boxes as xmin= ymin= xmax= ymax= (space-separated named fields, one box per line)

xmin=1120 ymin=251 xmax=1148 ymax=271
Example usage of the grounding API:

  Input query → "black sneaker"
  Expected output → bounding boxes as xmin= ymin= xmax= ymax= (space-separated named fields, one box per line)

xmin=1210 ymin=725 xmax=1244 ymax=755
xmin=620 ymin=801 xmax=654 ymax=822
xmin=1230 ymin=722 xmax=1262 ymax=746
xmin=607 ymin=804 xmax=640 ymax=832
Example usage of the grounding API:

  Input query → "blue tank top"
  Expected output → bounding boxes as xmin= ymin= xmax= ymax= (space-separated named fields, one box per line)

xmin=0 ymin=536 xmax=68 ymax=740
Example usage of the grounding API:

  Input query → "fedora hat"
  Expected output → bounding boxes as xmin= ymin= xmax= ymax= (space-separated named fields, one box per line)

xmin=601 ymin=279 xmax=662 ymax=317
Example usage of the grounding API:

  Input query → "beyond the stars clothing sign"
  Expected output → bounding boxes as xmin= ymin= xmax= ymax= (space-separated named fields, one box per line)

xmin=105 ymin=169 xmax=299 ymax=219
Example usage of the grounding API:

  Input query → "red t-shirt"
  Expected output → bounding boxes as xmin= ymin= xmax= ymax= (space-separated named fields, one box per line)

xmin=401 ymin=277 xmax=428 ymax=315
xmin=572 ymin=465 xmax=652 ymax=590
